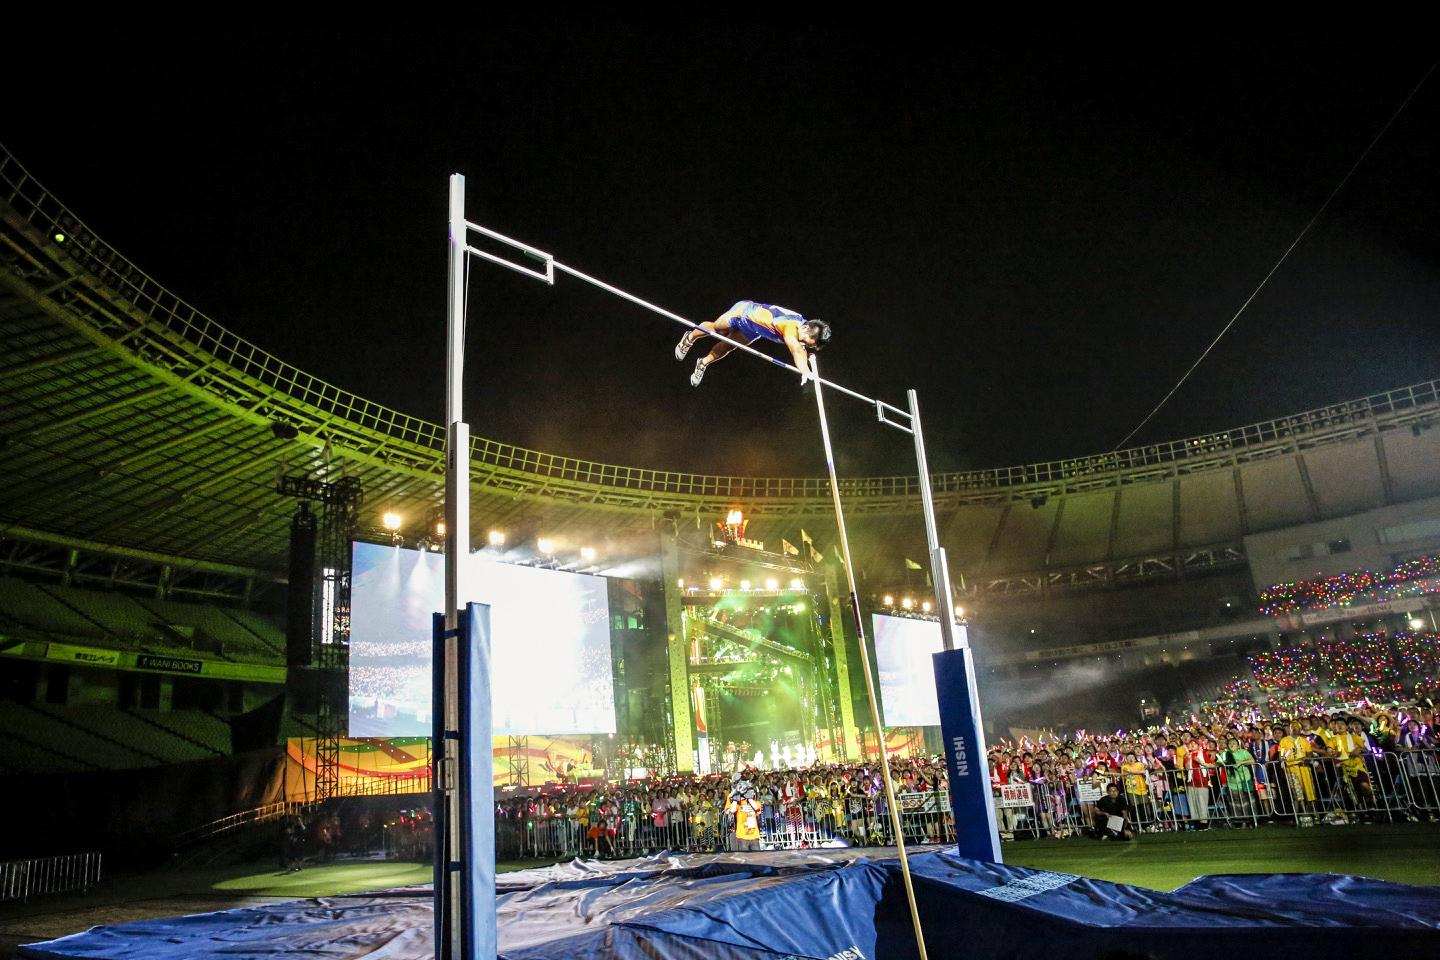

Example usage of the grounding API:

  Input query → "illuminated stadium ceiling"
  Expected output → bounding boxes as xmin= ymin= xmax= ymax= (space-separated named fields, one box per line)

xmin=3 ymin=144 xmax=1440 ymax=597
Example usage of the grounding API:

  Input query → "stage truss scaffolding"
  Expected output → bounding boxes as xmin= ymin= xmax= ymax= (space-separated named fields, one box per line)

xmin=278 ymin=474 xmax=361 ymax=803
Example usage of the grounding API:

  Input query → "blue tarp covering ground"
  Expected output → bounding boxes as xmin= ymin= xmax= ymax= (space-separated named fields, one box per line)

xmin=20 ymin=849 xmax=1440 ymax=960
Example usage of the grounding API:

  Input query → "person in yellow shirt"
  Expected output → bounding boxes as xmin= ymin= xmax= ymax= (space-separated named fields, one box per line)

xmin=1325 ymin=716 xmax=1377 ymax=818
xmin=1120 ymin=750 xmax=1153 ymax=829
xmin=675 ymin=300 xmax=831 ymax=386
xmin=1279 ymin=721 xmax=1317 ymax=814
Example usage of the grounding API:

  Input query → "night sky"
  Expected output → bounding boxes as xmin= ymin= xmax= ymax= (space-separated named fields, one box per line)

xmin=8 ymin=29 xmax=1438 ymax=478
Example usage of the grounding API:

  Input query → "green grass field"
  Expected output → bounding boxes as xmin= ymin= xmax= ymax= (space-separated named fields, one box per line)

xmin=999 ymin=822 xmax=1440 ymax=890
xmin=191 ymin=823 xmax=1440 ymax=898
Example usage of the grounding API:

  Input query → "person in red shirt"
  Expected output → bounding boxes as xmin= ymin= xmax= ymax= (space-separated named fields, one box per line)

xmin=1184 ymin=736 xmax=1217 ymax=829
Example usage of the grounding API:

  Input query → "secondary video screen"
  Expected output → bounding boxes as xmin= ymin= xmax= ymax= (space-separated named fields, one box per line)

xmin=872 ymin=613 xmax=957 ymax=727
xmin=347 ymin=542 xmax=616 ymax=737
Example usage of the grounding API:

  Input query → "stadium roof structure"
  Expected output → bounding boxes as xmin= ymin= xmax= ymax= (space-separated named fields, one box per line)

xmin=4 ymin=142 xmax=1440 ymax=604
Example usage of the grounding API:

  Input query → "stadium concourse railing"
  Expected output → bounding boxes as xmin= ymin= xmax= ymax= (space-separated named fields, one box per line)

xmin=177 ymin=774 xmax=433 ymax=847
xmin=495 ymin=751 xmax=1440 ymax=860
xmin=3 ymin=143 xmax=1440 ymax=515
xmin=0 ymin=852 xmax=101 ymax=903
xmin=174 ymin=800 xmax=312 ymax=847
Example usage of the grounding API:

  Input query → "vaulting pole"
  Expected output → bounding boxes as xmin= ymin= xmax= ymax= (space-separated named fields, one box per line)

xmin=811 ymin=356 xmax=929 ymax=960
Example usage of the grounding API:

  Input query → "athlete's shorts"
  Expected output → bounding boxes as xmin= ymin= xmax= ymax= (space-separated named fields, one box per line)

xmin=724 ymin=301 xmax=782 ymax=344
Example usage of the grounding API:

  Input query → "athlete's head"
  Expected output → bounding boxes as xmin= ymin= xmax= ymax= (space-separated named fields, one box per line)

xmin=800 ymin=318 xmax=831 ymax=351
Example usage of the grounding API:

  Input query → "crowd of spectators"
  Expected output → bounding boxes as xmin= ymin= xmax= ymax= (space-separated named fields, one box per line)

xmin=1192 ymin=631 xmax=1440 ymax=724
xmin=494 ymin=756 xmax=952 ymax=859
xmin=489 ymin=696 xmax=1438 ymax=859
xmin=986 ymin=699 xmax=1439 ymax=840
xmin=284 ymin=702 xmax=1437 ymax=868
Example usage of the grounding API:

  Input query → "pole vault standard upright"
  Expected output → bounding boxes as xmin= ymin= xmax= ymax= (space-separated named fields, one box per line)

xmin=440 ymin=173 xmax=997 ymax=960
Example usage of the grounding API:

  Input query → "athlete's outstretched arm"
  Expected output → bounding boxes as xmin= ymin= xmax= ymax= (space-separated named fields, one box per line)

xmin=781 ymin=330 xmax=811 ymax=383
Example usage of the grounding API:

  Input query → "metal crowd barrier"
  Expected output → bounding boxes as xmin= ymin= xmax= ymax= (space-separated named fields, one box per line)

xmin=993 ymin=746 xmax=1440 ymax=837
xmin=492 ymin=747 xmax=1439 ymax=858
xmin=498 ymin=791 xmax=963 ymax=860
xmin=0 ymin=852 xmax=102 ymax=902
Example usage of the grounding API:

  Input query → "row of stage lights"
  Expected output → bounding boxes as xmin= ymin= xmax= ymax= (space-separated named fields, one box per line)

xmin=378 ymin=513 xmax=596 ymax=563
xmin=680 ymin=577 xmax=808 ymax=593
xmin=879 ymin=595 xmax=966 ymax=620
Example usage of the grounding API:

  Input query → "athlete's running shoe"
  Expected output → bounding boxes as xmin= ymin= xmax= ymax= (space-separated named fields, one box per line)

xmin=690 ymin=359 xmax=708 ymax=387
xmin=675 ymin=332 xmax=696 ymax=360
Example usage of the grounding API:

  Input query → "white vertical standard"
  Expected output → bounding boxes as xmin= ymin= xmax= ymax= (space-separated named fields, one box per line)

xmin=440 ymin=173 xmax=482 ymax=960
xmin=445 ymin=174 xmax=470 ymax=629
xmin=908 ymin=390 xmax=1002 ymax=862
xmin=906 ymin=390 xmax=957 ymax=651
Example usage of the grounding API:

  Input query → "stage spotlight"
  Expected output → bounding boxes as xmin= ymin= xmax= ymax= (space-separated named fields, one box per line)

xmin=765 ymin=578 xmax=778 ymax=591
xmin=709 ymin=578 xmax=723 ymax=590
xmin=883 ymin=595 xmax=894 ymax=606
xmin=489 ymin=531 xmax=505 ymax=546
xmin=537 ymin=538 xmax=554 ymax=555
xmin=382 ymin=512 xmax=402 ymax=531
xmin=740 ymin=580 xmax=751 ymax=590
xmin=789 ymin=579 xmax=803 ymax=589
xmin=922 ymin=601 xmax=932 ymax=613
xmin=435 ymin=522 xmax=446 ymax=537
xmin=901 ymin=598 xmax=913 ymax=609
xmin=580 ymin=546 xmax=596 ymax=561
xmin=53 ymin=229 xmax=67 ymax=243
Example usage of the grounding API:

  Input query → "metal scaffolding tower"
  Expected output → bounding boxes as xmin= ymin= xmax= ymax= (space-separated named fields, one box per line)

xmin=279 ymin=474 xmax=362 ymax=802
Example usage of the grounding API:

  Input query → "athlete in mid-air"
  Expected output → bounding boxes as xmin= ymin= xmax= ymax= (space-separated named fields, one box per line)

xmin=675 ymin=300 xmax=831 ymax=386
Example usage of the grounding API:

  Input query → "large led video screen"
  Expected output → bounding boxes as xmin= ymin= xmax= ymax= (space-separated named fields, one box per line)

xmin=872 ymin=613 xmax=963 ymax=727
xmin=348 ymin=542 xmax=616 ymax=737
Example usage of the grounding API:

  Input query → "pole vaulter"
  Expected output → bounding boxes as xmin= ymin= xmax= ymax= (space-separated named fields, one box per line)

xmin=440 ymin=173 xmax=998 ymax=960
